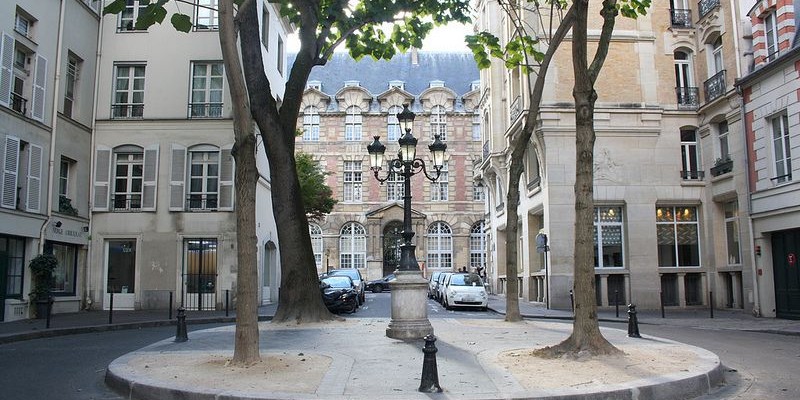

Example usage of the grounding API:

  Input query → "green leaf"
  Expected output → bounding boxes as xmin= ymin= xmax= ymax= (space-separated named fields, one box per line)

xmin=171 ymin=13 xmax=192 ymax=33
xmin=103 ymin=0 xmax=127 ymax=15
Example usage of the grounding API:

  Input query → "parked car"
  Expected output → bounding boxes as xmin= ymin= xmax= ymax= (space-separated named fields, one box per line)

xmin=441 ymin=273 xmax=488 ymax=310
xmin=319 ymin=276 xmax=359 ymax=314
xmin=327 ymin=269 xmax=366 ymax=305
xmin=435 ymin=272 xmax=453 ymax=303
xmin=366 ymin=274 xmax=396 ymax=293
xmin=427 ymin=272 xmax=442 ymax=298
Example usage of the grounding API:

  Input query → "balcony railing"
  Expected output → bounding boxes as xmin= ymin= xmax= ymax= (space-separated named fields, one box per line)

xmin=112 ymin=194 xmax=142 ymax=211
xmin=11 ymin=93 xmax=27 ymax=115
xmin=703 ymin=70 xmax=726 ymax=103
xmin=188 ymin=102 xmax=223 ymax=119
xmin=710 ymin=156 xmax=733 ymax=177
xmin=187 ymin=194 xmax=218 ymax=211
xmin=670 ymin=9 xmax=692 ymax=28
xmin=698 ymin=0 xmax=720 ymax=19
xmin=510 ymin=95 xmax=522 ymax=122
xmin=111 ymin=103 xmax=144 ymax=119
xmin=681 ymin=170 xmax=705 ymax=180
xmin=676 ymin=87 xmax=699 ymax=108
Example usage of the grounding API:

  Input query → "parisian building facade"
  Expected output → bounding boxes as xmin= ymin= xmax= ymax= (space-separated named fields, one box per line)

xmin=294 ymin=52 xmax=487 ymax=282
xmin=0 ymin=0 xmax=288 ymax=321
xmin=473 ymin=0 xmax=768 ymax=313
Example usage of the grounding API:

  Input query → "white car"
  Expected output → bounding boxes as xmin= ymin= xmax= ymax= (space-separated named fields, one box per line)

xmin=442 ymin=273 xmax=488 ymax=310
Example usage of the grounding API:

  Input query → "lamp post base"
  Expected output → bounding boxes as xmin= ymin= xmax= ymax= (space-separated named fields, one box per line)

xmin=386 ymin=270 xmax=433 ymax=340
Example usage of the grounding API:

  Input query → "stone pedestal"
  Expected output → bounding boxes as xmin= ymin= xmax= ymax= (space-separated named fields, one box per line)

xmin=386 ymin=270 xmax=433 ymax=340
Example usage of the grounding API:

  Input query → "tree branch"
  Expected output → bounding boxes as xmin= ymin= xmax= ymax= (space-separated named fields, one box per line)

xmin=588 ymin=0 xmax=619 ymax=84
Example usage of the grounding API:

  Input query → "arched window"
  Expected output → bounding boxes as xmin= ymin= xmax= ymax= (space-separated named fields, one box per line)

xmin=430 ymin=105 xmax=447 ymax=141
xmin=345 ymin=106 xmax=362 ymax=141
xmin=711 ymin=36 xmax=723 ymax=74
xmin=302 ymin=105 xmax=320 ymax=141
xmin=339 ymin=222 xmax=366 ymax=269
xmin=469 ymin=222 xmax=486 ymax=270
xmin=310 ymin=224 xmax=323 ymax=268
xmin=387 ymin=105 xmax=402 ymax=141
xmin=674 ymin=51 xmax=697 ymax=107
xmin=427 ymin=222 xmax=452 ymax=269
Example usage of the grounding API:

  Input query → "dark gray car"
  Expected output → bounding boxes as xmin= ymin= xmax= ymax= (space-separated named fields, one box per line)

xmin=328 ymin=269 xmax=366 ymax=304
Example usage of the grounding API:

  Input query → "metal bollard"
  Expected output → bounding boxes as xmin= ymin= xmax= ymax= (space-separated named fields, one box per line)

xmin=627 ymin=304 xmax=641 ymax=338
xmin=168 ymin=291 xmax=173 ymax=320
xmin=569 ymin=289 xmax=574 ymax=314
xmin=175 ymin=306 xmax=188 ymax=342
xmin=418 ymin=334 xmax=443 ymax=393
xmin=108 ymin=292 xmax=114 ymax=324
xmin=660 ymin=290 xmax=665 ymax=318
xmin=709 ymin=291 xmax=714 ymax=319
xmin=225 ymin=289 xmax=230 ymax=317
xmin=614 ymin=290 xmax=619 ymax=318
xmin=46 ymin=295 xmax=54 ymax=329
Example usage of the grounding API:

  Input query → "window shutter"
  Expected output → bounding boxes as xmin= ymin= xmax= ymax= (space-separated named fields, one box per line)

xmin=31 ymin=55 xmax=48 ymax=122
xmin=25 ymin=144 xmax=43 ymax=213
xmin=93 ymin=146 xmax=111 ymax=211
xmin=2 ymin=136 xmax=20 ymax=209
xmin=142 ymin=144 xmax=159 ymax=211
xmin=0 ymin=32 xmax=13 ymax=107
xmin=169 ymin=144 xmax=186 ymax=211
xmin=218 ymin=144 xmax=234 ymax=211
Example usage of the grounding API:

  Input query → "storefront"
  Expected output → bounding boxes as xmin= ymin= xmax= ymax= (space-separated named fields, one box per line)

xmin=44 ymin=218 xmax=89 ymax=314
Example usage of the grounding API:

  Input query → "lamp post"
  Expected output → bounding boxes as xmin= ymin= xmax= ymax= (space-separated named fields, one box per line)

xmin=367 ymin=104 xmax=446 ymax=339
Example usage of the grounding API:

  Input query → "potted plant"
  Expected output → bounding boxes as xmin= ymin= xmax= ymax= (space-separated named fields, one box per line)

xmin=28 ymin=254 xmax=57 ymax=319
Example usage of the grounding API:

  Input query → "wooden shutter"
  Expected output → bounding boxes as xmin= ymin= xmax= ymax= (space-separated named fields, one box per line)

xmin=0 ymin=32 xmax=13 ymax=108
xmin=93 ymin=146 xmax=111 ymax=211
xmin=218 ymin=144 xmax=234 ymax=211
xmin=141 ymin=144 xmax=159 ymax=211
xmin=1 ymin=136 xmax=19 ymax=209
xmin=25 ymin=144 xmax=42 ymax=212
xmin=169 ymin=144 xmax=186 ymax=211
xmin=31 ymin=54 xmax=47 ymax=122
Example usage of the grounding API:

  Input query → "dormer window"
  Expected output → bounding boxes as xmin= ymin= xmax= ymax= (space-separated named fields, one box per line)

xmin=15 ymin=13 xmax=31 ymax=37
xmin=389 ymin=80 xmax=404 ymax=90
xmin=429 ymin=80 xmax=445 ymax=88
xmin=764 ymin=11 xmax=778 ymax=62
xmin=307 ymin=81 xmax=322 ymax=91
xmin=344 ymin=80 xmax=360 ymax=87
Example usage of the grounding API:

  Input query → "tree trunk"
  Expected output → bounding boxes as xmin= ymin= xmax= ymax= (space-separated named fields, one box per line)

xmin=237 ymin=0 xmax=333 ymax=323
xmin=218 ymin=0 xmax=260 ymax=365
xmin=541 ymin=0 xmax=619 ymax=357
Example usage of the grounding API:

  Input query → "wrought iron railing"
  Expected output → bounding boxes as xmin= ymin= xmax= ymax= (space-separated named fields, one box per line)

xmin=510 ymin=95 xmax=522 ymax=122
xmin=703 ymin=70 xmax=726 ymax=103
xmin=111 ymin=103 xmax=144 ymax=119
xmin=188 ymin=102 xmax=223 ymax=118
xmin=184 ymin=273 xmax=217 ymax=311
xmin=112 ymin=194 xmax=142 ymax=211
xmin=187 ymin=194 xmax=218 ymax=211
xmin=680 ymin=170 xmax=705 ymax=180
xmin=710 ymin=157 xmax=733 ymax=177
xmin=670 ymin=9 xmax=692 ymax=28
xmin=698 ymin=0 xmax=720 ymax=19
xmin=676 ymin=87 xmax=699 ymax=108
xmin=11 ymin=93 xmax=27 ymax=115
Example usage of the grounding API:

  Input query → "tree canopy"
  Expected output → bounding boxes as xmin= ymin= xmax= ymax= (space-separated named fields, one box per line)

xmin=296 ymin=152 xmax=336 ymax=222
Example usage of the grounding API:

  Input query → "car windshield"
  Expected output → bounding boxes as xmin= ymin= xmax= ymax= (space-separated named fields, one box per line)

xmin=322 ymin=276 xmax=353 ymax=288
xmin=429 ymin=272 xmax=441 ymax=282
xmin=449 ymin=274 xmax=484 ymax=287
xmin=330 ymin=270 xmax=361 ymax=282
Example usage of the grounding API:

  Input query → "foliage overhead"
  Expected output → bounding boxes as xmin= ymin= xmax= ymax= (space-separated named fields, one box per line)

xmin=296 ymin=152 xmax=337 ymax=222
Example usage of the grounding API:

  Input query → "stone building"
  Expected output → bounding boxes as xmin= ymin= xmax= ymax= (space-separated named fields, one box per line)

xmin=473 ymin=0 xmax=757 ymax=312
xmin=294 ymin=52 xmax=487 ymax=281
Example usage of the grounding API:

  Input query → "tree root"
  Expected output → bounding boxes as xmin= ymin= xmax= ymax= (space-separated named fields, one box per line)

xmin=532 ymin=335 xmax=623 ymax=359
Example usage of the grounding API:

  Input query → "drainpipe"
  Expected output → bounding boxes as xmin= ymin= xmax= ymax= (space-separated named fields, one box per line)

xmin=38 ymin=0 xmax=67 ymax=254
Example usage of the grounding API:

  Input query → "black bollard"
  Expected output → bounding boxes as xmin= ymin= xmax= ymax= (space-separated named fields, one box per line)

xmin=108 ymin=292 xmax=114 ymax=324
xmin=627 ymin=304 xmax=641 ymax=338
xmin=614 ymin=290 xmax=619 ymax=318
xmin=709 ymin=291 xmax=714 ymax=319
xmin=168 ymin=291 xmax=173 ymax=320
xmin=569 ymin=289 xmax=574 ymax=314
xmin=175 ymin=306 xmax=188 ymax=342
xmin=418 ymin=334 xmax=443 ymax=393
xmin=45 ymin=295 xmax=54 ymax=329
xmin=225 ymin=289 xmax=230 ymax=317
xmin=660 ymin=290 xmax=665 ymax=318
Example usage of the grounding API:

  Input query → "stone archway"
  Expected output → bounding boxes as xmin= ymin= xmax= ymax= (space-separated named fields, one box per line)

xmin=382 ymin=221 xmax=403 ymax=276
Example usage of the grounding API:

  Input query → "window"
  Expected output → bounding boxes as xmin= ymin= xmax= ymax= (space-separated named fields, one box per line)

xmin=343 ymin=160 xmax=362 ymax=202
xmin=15 ymin=13 xmax=32 ymax=37
xmin=1 ymin=136 xmax=42 ymax=212
xmin=112 ymin=64 xmax=145 ymax=118
xmin=1 ymin=235 xmax=25 ymax=298
xmin=469 ymin=222 xmax=486 ymax=270
xmin=48 ymin=242 xmax=77 ymax=295
xmin=717 ymin=120 xmax=729 ymax=160
xmin=302 ymin=106 xmax=320 ymax=141
xmin=430 ymin=105 xmax=447 ymax=141
xmin=674 ymin=51 xmax=697 ymax=107
xmin=431 ymin=162 xmax=448 ymax=201
xmin=189 ymin=62 xmax=224 ymax=118
xmin=119 ymin=0 xmax=147 ymax=31
xmin=669 ymin=0 xmax=691 ymax=28
xmin=345 ymin=106 xmax=362 ymax=141
xmin=64 ymin=55 xmax=80 ymax=118
xmin=704 ymin=36 xmax=726 ymax=102
xmin=494 ymin=177 xmax=505 ymax=210
xmin=389 ymin=80 xmax=404 ymax=90
xmin=472 ymin=112 xmax=481 ymax=141
xmin=339 ymin=222 xmax=366 ymax=269
xmin=310 ymin=224 xmax=323 ymax=269
xmin=472 ymin=182 xmax=485 ymax=202
xmin=772 ymin=113 xmax=792 ymax=184
xmin=656 ymin=206 xmax=700 ymax=267
xmin=188 ymin=150 xmax=219 ymax=210
xmin=680 ymin=129 xmax=702 ymax=179
xmin=764 ymin=11 xmax=778 ymax=62
xmin=427 ymin=222 xmax=453 ymax=269
xmin=724 ymin=201 xmax=741 ymax=265
xmin=711 ymin=36 xmax=724 ymax=73
xmin=261 ymin=7 xmax=270 ymax=49
xmin=386 ymin=169 xmax=404 ymax=201
xmin=387 ymin=105 xmax=402 ymax=141
xmin=113 ymin=150 xmax=143 ymax=210
xmin=526 ymin=144 xmax=540 ymax=187
xmin=594 ymin=207 xmax=624 ymax=268
xmin=2 ymin=36 xmax=47 ymax=122
xmin=277 ymin=37 xmax=284 ymax=75
xmin=58 ymin=158 xmax=70 ymax=197
xmin=195 ymin=0 xmax=219 ymax=30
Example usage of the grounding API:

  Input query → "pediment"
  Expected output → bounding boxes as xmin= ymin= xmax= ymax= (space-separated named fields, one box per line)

xmin=365 ymin=202 xmax=426 ymax=220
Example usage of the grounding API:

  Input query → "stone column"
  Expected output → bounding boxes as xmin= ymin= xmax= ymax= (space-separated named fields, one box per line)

xmin=386 ymin=270 xmax=434 ymax=340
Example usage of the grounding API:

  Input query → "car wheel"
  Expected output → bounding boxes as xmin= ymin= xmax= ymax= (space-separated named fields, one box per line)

xmin=373 ymin=284 xmax=383 ymax=293
xmin=444 ymin=297 xmax=452 ymax=310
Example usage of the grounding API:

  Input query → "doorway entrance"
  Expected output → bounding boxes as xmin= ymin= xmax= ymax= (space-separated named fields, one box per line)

xmin=183 ymin=238 xmax=218 ymax=310
xmin=383 ymin=221 xmax=403 ymax=276
xmin=772 ymin=229 xmax=800 ymax=319
xmin=262 ymin=240 xmax=277 ymax=304
xmin=106 ymin=240 xmax=136 ymax=310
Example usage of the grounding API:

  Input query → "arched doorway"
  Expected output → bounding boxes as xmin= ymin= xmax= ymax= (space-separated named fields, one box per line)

xmin=262 ymin=240 xmax=277 ymax=304
xmin=383 ymin=221 xmax=403 ymax=276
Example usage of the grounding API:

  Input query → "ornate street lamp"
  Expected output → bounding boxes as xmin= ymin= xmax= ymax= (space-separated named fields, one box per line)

xmin=367 ymin=104 xmax=447 ymax=339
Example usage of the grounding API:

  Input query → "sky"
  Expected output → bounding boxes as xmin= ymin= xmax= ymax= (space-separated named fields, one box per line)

xmin=286 ymin=22 xmax=473 ymax=53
